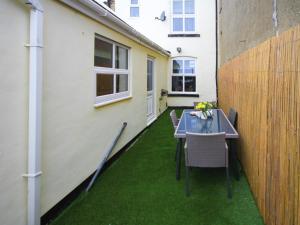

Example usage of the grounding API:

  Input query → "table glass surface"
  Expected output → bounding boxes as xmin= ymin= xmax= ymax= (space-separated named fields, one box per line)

xmin=175 ymin=109 xmax=238 ymax=138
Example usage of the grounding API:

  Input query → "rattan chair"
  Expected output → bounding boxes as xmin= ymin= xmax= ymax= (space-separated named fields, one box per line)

xmin=170 ymin=109 xmax=179 ymax=130
xmin=228 ymin=108 xmax=237 ymax=128
xmin=184 ymin=132 xmax=231 ymax=198
xmin=170 ymin=110 xmax=181 ymax=161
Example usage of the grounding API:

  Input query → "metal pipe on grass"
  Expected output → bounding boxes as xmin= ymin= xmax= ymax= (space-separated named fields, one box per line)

xmin=86 ymin=122 xmax=127 ymax=192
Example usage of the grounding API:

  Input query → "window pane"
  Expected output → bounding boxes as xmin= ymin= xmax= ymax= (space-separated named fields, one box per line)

xmin=173 ymin=0 xmax=183 ymax=14
xmin=115 ymin=46 xmax=128 ymax=69
xmin=184 ymin=60 xmax=195 ymax=73
xmin=173 ymin=60 xmax=183 ymax=73
xmin=130 ymin=7 xmax=139 ymax=17
xmin=116 ymin=74 xmax=128 ymax=93
xmin=185 ymin=18 xmax=195 ymax=31
xmin=185 ymin=0 xmax=195 ymax=14
xmin=131 ymin=0 xmax=138 ymax=4
xmin=147 ymin=60 xmax=153 ymax=74
xmin=94 ymin=38 xmax=113 ymax=68
xmin=147 ymin=73 xmax=153 ymax=91
xmin=173 ymin=18 xmax=183 ymax=31
xmin=172 ymin=76 xmax=183 ymax=92
xmin=147 ymin=60 xmax=153 ymax=91
xmin=96 ymin=74 xmax=114 ymax=96
xmin=184 ymin=76 xmax=196 ymax=92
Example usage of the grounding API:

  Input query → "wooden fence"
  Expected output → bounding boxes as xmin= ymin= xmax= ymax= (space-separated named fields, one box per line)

xmin=218 ymin=25 xmax=300 ymax=225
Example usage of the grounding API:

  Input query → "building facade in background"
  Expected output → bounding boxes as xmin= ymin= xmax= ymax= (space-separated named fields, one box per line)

xmin=114 ymin=0 xmax=217 ymax=106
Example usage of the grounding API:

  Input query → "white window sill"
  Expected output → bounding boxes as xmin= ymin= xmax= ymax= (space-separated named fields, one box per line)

xmin=94 ymin=95 xmax=132 ymax=108
xmin=169 ymin=91 xmax=198 ymax=94
xmin=168 ymin=33 xmax=200 ymax=37
xmin=168 ymin=92 xmax=199 ymax=97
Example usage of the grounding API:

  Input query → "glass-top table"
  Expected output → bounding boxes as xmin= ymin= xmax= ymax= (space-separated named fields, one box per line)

xmin=174 ymin=109 xmax=239 ymax=139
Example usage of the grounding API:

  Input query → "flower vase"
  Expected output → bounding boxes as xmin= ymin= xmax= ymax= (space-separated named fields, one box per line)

xmin=200 ymin=111 xmax=208 ymax=120
xmin=207 ymin=109 xmax=214 ymax=118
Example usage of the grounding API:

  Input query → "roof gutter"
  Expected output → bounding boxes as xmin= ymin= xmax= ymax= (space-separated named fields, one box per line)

xmin=60 ymin=0 xmax=170 ymax=56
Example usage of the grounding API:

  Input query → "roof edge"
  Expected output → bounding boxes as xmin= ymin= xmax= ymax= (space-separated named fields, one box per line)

xmin=59 ymin=0 xmax=170 ymax=56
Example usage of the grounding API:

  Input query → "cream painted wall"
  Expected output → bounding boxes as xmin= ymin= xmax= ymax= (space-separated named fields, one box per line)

xmin=115 ymin=0 xmax=217 ymax=106
xmin=0 ymin=1 xmax=29 ymax=225
xmin=0 ymin=1 xmax=168 ymax=224
xmin=41 ymin=0 xmax=169 ymax=215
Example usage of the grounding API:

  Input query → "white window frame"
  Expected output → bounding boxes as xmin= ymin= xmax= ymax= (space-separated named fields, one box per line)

xmin=94 ymin=36 xmax=131 ymax=107
xmin=171 ymin=57 xmax=197 ymax=94
xmin=171 ymin=0 xmax=196 ymax=34
xmin=130 ymin=0 xmax=140 ymax=17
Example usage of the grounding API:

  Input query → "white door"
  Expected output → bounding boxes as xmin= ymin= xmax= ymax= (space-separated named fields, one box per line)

xmin=147 ymin=58 xmax=155 ymax=123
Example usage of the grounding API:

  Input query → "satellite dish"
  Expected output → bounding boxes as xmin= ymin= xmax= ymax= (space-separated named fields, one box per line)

xmin=155 ymin=11 xmax=166 ymax=21
xmin=160 ymin=11 xmax=166 ymax=21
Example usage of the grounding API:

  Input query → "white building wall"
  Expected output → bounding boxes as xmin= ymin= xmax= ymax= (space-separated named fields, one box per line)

xmin=0 ymin=1 xmax=169 ymax=224
xmin=41 ymin=0 xmax=169 ymax=214
xmin=115 ymin=0 xmax=217 ymax=106
xmin=0 ymin=1 xmax=29 ymax=225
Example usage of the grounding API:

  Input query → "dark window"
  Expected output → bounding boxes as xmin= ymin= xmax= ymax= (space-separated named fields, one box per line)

xmin=96 ymin=74 xmax=114 ymax=96
xmin=94 ymin=36 xmax=130 ymax=104
xmin=184 ymin=76 xmax=196 ymax=92
xmin=94 ymin=38 xmax=113 ymax=68
xmin=172 ymin=76 xmax=183 ymax=92
xmin=147 ymin=59 xmax=153 ymax=91
xmin=172 ymin=58 xmax=196 ymax=93
xmin=173 ymin=60 xmax=183 ymax=73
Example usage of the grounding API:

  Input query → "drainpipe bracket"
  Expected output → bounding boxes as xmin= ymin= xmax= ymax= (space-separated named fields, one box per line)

xmin=22 ymin=171 xmax=42 ymax=178
xmin=24 ymin=44 xmax=44 ymax=48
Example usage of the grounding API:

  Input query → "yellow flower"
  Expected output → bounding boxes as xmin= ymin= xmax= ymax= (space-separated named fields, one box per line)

xmin=196 ymin=102 xmax=206 ymax=110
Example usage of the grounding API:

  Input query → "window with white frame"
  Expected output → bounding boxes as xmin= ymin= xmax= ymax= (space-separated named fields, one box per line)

xmin=130 ymin=0 xmax=139 ymax=17
xmin=172 ymin=57 xmax=196 ymax=93
xmin=172 ymin=0 xmax=195 ymax=32
xmin=94 ymin=36 xmax=130 ymax=105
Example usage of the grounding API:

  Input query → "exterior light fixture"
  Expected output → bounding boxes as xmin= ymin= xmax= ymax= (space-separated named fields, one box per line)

xmin=176 ymin=47 xmax=182 ymax=53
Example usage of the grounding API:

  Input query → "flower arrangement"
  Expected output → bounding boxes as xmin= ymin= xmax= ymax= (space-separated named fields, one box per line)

xmin=195 ymin=102 xmax=216 ymax=119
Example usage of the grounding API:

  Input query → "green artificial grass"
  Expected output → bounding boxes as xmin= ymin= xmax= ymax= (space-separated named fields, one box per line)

xmin=51 ymin=109 xmax=264 ymax=225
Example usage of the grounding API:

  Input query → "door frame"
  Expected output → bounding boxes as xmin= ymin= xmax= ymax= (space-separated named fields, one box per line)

xmin=147 ymin=56 xmax=156 ymax=125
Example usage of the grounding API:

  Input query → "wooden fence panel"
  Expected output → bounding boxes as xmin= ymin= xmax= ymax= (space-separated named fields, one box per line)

xmin=218 ymin=25 xmax=300 ymax=225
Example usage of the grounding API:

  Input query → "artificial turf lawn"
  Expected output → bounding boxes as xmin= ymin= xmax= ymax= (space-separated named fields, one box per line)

xmin=51 ymin=109 xmax=264 ymax=225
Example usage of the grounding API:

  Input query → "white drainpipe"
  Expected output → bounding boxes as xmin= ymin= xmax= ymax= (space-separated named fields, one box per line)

xmin=22 ymin=1 xmax=43 ymax=225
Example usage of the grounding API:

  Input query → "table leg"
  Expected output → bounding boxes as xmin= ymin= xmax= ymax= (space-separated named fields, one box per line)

xmin=226 ymin=165 xmax=232 ymax=199
xmin=229 ymin=139 xmax=240 ymax=181
xmin=176 ymin=138 xmax=183 ymax=180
